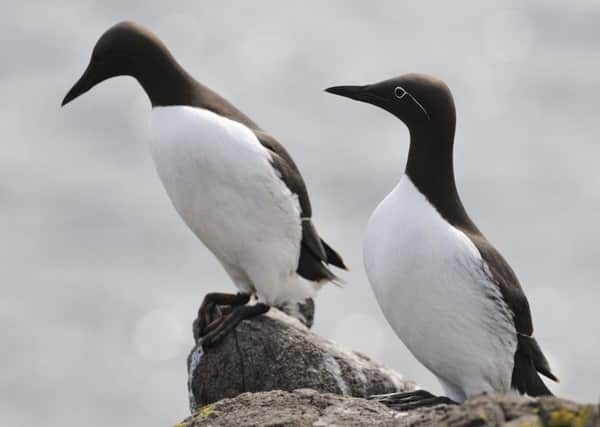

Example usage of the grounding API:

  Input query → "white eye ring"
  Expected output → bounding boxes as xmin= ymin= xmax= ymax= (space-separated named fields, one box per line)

xmin=394 ymin=86 xmax=407 ymax=99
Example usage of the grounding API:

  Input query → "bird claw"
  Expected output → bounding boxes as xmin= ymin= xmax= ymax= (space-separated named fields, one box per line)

xmin=369 ymin=390 xmax=456 ymax=411
xmin=193 ymin=301 xmax=220 ymax=341
xmin=198 ymin=302 xmax=270 ymax=349
xmin=193 ymin=292 xmax=251 ymax=342
xmin=200 ymin=314 xmax=234 ymax=348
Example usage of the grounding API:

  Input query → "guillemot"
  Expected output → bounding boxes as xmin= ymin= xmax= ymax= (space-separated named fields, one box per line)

xmin=62 ymin=21 xmax=346 ymax=347
xmin=326 ymin=74 xmax=557 ymax=407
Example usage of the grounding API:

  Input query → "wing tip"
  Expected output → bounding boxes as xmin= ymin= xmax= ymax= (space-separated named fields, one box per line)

xmin=540 ymin=369 xmax=559 ymax=383
xmin=321 ymin=239 xmax=348 ymax=271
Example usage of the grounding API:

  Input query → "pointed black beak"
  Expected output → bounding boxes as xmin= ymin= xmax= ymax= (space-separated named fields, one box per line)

xmin=61 ymin=64 xmax=94 ymax=107
xmin=324 ymin=85 xmax=371 ymax=102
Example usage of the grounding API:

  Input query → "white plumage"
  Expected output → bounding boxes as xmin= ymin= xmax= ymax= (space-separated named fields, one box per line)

xmin=364 ymin=174 xmax=517 ymax=402
xmin=149 ymin=106 xmax=318 ymax=306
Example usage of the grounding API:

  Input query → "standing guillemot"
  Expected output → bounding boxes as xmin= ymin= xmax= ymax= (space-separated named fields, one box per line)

xmin=326 ymin=74 xmax=557 ymax=408
xmin=62 ymin=21 xmax=346 ymax=347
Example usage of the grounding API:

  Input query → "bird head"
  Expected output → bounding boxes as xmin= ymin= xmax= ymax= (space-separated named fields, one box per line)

xmin=325 ymin=73 xmax=455 ymax=134
xmin=61 ymin=21 xmax=173 ymax=106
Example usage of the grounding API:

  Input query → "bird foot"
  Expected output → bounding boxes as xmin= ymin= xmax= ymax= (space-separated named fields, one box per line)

xmin=200 ymin=303 xmax=270 ymax=348
xmin=193 ymin=292 xmax=251 ymax=341
xmin=368 ymin=389 xmax=456 ymax=411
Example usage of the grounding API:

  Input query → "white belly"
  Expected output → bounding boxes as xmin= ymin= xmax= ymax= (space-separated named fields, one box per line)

xmin=149 ymin=106 xmax=311 ymax=305
xmin=363 ymin=175 xmax=516 ymax=401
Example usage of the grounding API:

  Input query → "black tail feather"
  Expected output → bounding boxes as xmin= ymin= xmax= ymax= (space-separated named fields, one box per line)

xmin=523 ymin=334 xmax=559 ymax=382
xmin=321 ymin=239 xmax=347 ymax=270
xmin=297 ymin=241 xmax=338 ymax=282
xmin=512 ymin=334 xmax=558 ymax=396
xmin=296 ymin=222 xmax=346 ymax=283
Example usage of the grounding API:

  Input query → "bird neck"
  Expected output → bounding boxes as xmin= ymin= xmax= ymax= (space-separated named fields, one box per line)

xmin=135 ymin=51 xmax=260 ymax=130
xmin=134 ymin=53 xmax=198 ymax=107
xmin=405 ymin=125 xmax=477 ymax=232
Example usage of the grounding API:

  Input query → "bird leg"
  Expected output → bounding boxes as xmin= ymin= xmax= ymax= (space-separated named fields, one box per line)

xmin=368 ymin=389 xmax=456 ymax=411
xmin=201 ymin=303 xmax=270 ymax=348
xmin=193 ymin=292 xmax=251 ymax=341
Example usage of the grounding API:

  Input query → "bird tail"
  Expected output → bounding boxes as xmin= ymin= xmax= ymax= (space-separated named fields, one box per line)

xmin=512 ymin=334 xmax=559 ymax=396
xmin=321 ymin=238 xmax=348 ymax=270
xmin=296 ymin=221 xmax=347 ymax=285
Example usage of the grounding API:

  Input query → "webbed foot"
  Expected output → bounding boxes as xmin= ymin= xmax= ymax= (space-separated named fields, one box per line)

xmin=368 ymin=389 xmax=456 ymax=411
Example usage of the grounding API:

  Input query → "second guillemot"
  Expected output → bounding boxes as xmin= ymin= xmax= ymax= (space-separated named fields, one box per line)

xmin=62 ymin=21 xmax=346 ymax=346
xmin=326 ymin=74 xmax=557 ymax=407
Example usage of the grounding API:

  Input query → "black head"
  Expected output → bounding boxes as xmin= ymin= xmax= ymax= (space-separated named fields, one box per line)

xmin=326 ymin=73 xmax=456 ymax=137
xmin=327 ymin=74 xmax=476 ymax=231
xmin=62 ymin=21 xmax=184 ymax=107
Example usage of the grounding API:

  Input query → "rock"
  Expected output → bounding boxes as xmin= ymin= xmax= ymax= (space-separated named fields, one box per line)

xmin=187 ymin=309 xmax=413 ymax=412
xmin=183 ymin=304 xmax=599 ymax=426
xmin=177 ymin=390 xmax=600 ymax=427
xmin=177 ymin=389 xmax=398 ymax=427
xmin=394 ymin=393 xmax=600 ymax=427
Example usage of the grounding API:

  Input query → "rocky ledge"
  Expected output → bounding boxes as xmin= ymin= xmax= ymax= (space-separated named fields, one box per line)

xmin=180 ymin=308 xmax=598 ymax=427
xmin=176 ymin=389 xmax=599 ymax=427
xmin=178 ymin=389 xmax=397 ymax=427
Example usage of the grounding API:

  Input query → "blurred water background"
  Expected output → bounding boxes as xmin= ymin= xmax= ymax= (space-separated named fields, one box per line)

xmin=2 ymin=1 xmax=599 ymax=425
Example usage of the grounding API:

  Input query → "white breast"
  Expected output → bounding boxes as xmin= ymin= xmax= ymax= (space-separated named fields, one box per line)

xmin=363 ymin=175 xmax=516 ymax=401
xmin=149 ymin=106 xmax=313 ymax=305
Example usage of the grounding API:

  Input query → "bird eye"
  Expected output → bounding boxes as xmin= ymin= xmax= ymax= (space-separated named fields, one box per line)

xmin=394 ymin=86 xmax=407 ymax=99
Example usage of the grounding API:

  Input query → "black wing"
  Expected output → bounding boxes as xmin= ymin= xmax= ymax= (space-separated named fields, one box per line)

xmin=466 ymin=231 xmax=558 ymax=395
xmin=254 ymin=130 xmax=347 ymax=282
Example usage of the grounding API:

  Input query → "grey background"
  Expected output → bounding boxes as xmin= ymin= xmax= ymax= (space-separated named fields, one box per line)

xmin=2 ymin=1 xmax=599 ymax=425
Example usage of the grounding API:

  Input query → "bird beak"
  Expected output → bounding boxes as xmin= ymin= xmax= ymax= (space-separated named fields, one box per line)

xmin=324 ymin=85 xmax=372 ymax=102
xmin=61 ymin=63 xmax=95 ymax=107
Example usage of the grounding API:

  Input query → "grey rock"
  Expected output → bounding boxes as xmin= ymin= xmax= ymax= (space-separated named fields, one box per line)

xmin=177 ymin=390 xmax=600 ymax=427
xmin=187 ymin=309 xmax=413 ymax=412
xmin=183 ymin=307 xmax=599 ymax=426
xmin=394 ymin=393 xmax=600 ymax=426
xmin=177 ymin=388 xmax=398 ymax=427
